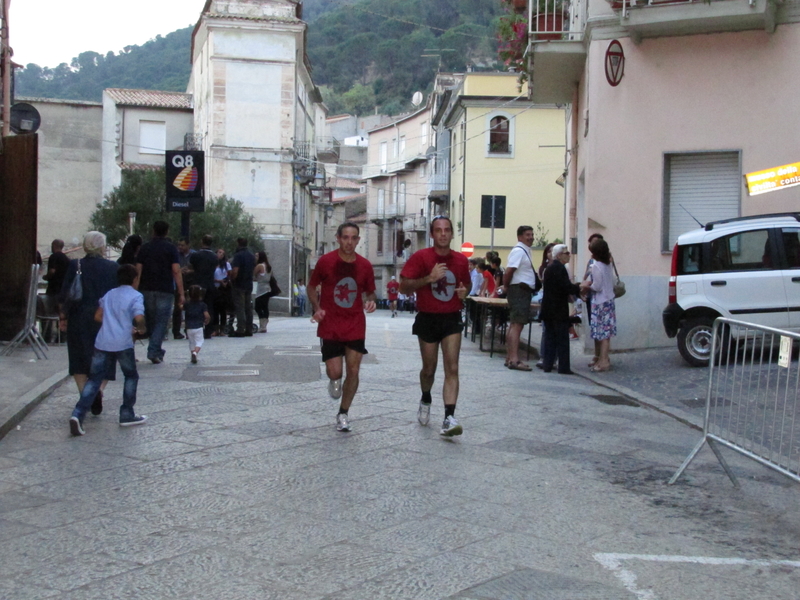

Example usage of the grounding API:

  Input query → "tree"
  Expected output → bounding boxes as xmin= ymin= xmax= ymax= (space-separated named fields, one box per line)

xmin=90 ymin=168 xmax=264 ymax=253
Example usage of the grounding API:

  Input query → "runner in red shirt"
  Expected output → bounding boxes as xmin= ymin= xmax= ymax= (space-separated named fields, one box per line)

xmin=400 ymin=216 xmax=470 ymax=436
xmin=386 ymin=276 xmax=400 ymax=317
xmin=308 ymin=222 xmax=377 ymax=432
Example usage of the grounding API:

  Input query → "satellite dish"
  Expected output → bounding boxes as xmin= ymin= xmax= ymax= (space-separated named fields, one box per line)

xmin=10 ymin=103 xmax=41 ymax=134
xmin=411 ymin=91 xmax=424 ymax=107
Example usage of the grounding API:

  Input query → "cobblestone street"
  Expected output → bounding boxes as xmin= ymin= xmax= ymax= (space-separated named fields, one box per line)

xmin=1 ymin=313 xmax=799 ymax=599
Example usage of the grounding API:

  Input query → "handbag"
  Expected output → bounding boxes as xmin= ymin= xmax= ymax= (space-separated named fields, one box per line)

xmin=64 ymin=259 xmax=83 ymax=306
xmin=612 ymin=258 xmax=626 ymax=298
xmin=269 ymin=275 xmax=282 ymax=297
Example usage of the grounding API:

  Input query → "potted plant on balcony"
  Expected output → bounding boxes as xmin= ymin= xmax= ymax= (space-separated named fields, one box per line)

xmin=497 ymin=9 xmax=529 ymax=85
xmin=532 ymin=0 xmax=566 ymax=41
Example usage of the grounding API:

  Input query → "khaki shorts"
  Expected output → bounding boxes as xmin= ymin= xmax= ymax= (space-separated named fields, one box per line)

xmin=506 ymin=284 xmax=533 ymax=324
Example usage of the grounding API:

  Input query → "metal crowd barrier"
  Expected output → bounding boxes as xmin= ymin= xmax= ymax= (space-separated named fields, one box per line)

xmin=670 ymin=318 xmax=800 ymax=487
xmin=1 ymin=264 xmax=49 ymax=360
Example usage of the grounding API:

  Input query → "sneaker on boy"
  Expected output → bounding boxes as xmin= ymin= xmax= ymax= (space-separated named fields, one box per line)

xmin=439 ymin=415 xmax=462 ymax=437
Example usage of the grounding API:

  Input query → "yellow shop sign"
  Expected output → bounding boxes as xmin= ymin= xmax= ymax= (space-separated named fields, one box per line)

xmin=745 ymin=161 xmax=800 ymax=196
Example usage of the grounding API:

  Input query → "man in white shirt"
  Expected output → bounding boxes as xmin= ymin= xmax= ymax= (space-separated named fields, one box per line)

xmin=502 ymin=225 xmax=540 ymax=371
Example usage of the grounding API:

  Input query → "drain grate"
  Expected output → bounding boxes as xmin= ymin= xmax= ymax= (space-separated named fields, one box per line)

xmin=198 ymin=369 xmax=260 ymax=377
xmin=584 ymin=393 xmax=640 ymax=407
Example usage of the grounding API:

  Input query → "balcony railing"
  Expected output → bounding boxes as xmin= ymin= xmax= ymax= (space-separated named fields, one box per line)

xmin=488 ymin=143 xmax=512 ymax=154
xmin=529 ymin=0 xmax=586 ymax=42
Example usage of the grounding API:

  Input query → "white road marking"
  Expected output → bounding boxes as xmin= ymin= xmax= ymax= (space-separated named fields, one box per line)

xmin=198 ymin=369 xmax=260 ymax=377
xmin=594 ymin=552 xmax=800 ymax=600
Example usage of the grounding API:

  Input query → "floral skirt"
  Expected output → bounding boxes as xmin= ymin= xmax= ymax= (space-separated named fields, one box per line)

xmin=590 ymin=299 xmax=617 ymax=340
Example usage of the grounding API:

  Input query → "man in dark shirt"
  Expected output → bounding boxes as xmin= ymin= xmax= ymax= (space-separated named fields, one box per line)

xmin=188 ymin=234 xmax=219 ymax=338
xmin=229 ymin=237 xmax=255 ymax=337
xmin=172 ymin=237 xmax=195 ymax=340
xmin=135 ymin=221 xmax=183 ymax=363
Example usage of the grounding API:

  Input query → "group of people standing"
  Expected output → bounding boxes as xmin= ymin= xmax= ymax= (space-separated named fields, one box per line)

xmin=56 ymin=222 xmax=280 ymax=436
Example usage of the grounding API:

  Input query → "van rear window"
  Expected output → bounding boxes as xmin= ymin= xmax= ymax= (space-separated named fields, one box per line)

xmin=678 ymin=243 xmax=702 ymax=274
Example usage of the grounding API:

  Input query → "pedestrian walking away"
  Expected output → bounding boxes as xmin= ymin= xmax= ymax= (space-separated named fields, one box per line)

xmin=253 ymin=252 xmax=275 ymax=333
xmin=184 ymin=285 xmax=211 ymax=364
xmin=503 ymin=225 xmax=541 ymax=371
xmin=59 ymin=231 xmax=120 ymax=416
xmin=135 ymin=221 xmax=184 ymax=364
xmin=172 ymin=237 xmax=195 ymax=340
xmin=386 ymin=275 xmax=399 ymax=317
xmin=400 ymin=216 xmax=470 ymax=437
xmin=307 ymin=222 xmax=377 ymax=433
xmin=69 ymin=264 xmax=148 ymax=436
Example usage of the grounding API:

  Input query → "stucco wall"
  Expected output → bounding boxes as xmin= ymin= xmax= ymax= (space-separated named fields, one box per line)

xmin=28 ymin=100 xmax=103 ymax=256
xmin=572 ymin=25 xmax=800 ymax=350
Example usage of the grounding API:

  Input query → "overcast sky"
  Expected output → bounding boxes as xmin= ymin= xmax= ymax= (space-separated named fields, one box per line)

xmin=11 ymin=0 xmax=205 ymax=68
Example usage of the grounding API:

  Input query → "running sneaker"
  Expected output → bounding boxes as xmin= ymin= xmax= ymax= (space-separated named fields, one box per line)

xmin=119 ymin=415 xmax=148 ymax=427
xmin=336 ymin=413 xmax=351 ymax=432
xmin=328 ymin=378 xmax=343 ymax=400
xmin=191 ymin=352 xmax=198 ymax=364
xmin=90 ymin=390 xmax=103 ymax=416
xmin=439 ymin=415 xmax=463 ymax=437
xmin=417 ymin=401 xmax=431 ymax=426
xmin=69 ymin=416 xmax=85 ymax=437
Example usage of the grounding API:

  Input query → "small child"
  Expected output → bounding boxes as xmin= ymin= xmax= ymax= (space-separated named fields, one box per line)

xmin=185 ymin=285 xmax=210 ymax=363
xmin=69 ymin=264 xmax=147 ymax=436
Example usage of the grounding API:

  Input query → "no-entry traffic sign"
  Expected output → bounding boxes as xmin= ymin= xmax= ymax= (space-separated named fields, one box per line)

xmin=461 ymin=242 xmax=474 ymax=257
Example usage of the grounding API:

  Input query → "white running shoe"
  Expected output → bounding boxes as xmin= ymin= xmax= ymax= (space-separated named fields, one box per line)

xmin=336 ymin=413 xmax=351 ymax=432
xmin=328 ymin=378 xmax=343 ymax=400
xmin=439 ymin=415 xmax=463 ymax=437
xmin=417 ymin=402 xmax=431 ymax=426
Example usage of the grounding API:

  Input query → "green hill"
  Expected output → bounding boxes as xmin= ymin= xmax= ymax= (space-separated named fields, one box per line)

xmin=15 ymin=0 xmax=502 ymax=114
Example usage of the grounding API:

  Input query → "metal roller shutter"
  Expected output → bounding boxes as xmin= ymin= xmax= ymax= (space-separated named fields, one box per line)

xmin=663 ymin=151 xmax=741 ymax=250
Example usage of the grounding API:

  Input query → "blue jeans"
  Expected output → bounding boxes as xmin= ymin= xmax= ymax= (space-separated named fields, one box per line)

xmin=72 ymin=348 xmax=138 ymax=421
xmin=143 ymin=291 xmax=174 ymax=360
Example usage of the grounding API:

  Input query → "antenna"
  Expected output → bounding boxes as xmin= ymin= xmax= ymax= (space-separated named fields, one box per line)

xmin=411 ymin=91 xmax=424 ymax=107
xmin=421 ymin=48 xmax=456 ymax=72
xmin=679 ymin=204 xmax=704 ymax=228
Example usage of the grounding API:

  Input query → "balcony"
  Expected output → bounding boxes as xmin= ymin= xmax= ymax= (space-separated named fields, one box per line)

xmin=404 ymin=213 xmax=427 ymax=232
xmin=292 ymin=141 xmax=316 ymax=185
xmin=617 ymin=0 xmax=777 ymax=40
xmin=315 ymin=136 xmax=340 ymax=163
xmin=526 ymin=0 xmax=587 ymax=104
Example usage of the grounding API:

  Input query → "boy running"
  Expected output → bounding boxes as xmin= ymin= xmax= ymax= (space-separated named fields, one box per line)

xmin=69 ymin=264 xmax=147 ymax=436
xmin=308 ymin=222 xmax=377 ymax=432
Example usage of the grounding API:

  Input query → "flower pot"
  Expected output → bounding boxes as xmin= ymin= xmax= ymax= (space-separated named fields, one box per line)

xmin=532 ymin=12 xmax=564 ymax=41
xmin=512 ymin=0 xmax=528 ymax=13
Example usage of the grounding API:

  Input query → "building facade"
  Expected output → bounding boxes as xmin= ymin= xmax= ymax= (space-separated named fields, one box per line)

xmin=524 ymin=0 xmax=800 ymax=350
xmin=363 ymin=107 xmax=432 ymax=297
xmin=189 ymin=0 xmax=326 ymax=312
xmin=437 ymin=72 xmax=566 ymax=267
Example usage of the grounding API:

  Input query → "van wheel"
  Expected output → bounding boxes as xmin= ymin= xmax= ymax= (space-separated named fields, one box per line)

xmin=677 ymin=317 xmax=715 ymax=367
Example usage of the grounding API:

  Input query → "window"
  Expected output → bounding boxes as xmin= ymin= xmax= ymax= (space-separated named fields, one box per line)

xmin=399 ymin=182 xmax=406 ymax=216
xmin=420 ymin=122 xmax=428 ymax=154
xmin=377 ymin=225 xmax=384 ymax=255
xmin=709 ymin=229 xmax=772 ymax=273
xmin=380 ymin=141 xmax=388 ymax=172
xmin=377 ymin=188 xmax=385 ymax=217
xmin=781 ymin=228 xmax=800 ymax=269
xmin=399 ymin=135 xmax=406 ymax=160
xmin=489 ymin=116 xmax=510 ymax=154
xmin=677 ymin=243 xmax=702 ymax=275
xmin=663 ymin=151 xmax=740 ymax=251
xmin=139 ymin=121 xmax=166 ymax=155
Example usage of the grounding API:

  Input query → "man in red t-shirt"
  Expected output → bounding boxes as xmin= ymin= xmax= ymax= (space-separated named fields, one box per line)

xmin=400 ymin=216 xmax=470 ymax=437
xmin=386 ymin=276 xmax=400 ymax=317
xmin=308 ymin=222 xmax=377 ymax=432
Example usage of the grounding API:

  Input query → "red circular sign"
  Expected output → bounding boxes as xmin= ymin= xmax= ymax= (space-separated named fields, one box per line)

xmin=461 ymin=242 xmax=474 ymax=257
xmin=605 ymin=40 xmax=625 ymax=87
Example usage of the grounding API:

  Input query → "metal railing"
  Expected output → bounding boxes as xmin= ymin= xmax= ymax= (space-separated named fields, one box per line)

xmin=670 ymin=318 xmax=800 ymax=487
xmin=530 ymin=0 xmax=586 ymax=41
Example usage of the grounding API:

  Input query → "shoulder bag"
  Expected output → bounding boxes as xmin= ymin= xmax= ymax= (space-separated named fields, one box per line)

xmin=64 ymin=259 xmax=83 ymax=307
xmin=269 ymin=274 xmax=282 ymax=297
xmin=612 ymin=258 xmax=626 ymax=298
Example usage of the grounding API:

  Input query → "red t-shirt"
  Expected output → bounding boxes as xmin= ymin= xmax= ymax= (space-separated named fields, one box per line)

xmin=386 ymin=280 xmax=399 ymax=300
xmin=309 ymin=251 xmax=376 ymax=341
xmin=482 ymin=270 xmax=496 ymax=296
xmin=401 ymin=247 xmax=470 ymax=313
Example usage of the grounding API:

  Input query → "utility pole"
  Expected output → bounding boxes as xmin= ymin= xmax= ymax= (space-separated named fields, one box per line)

xmin=1 ymin=0 xmax=11 ymax=139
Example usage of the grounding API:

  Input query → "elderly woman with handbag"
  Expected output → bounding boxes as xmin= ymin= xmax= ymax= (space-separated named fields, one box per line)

xmin=59 ymin=231 xmax=119 ymax=415
xmin=580 ymin=238 xmax=617 ymax=372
